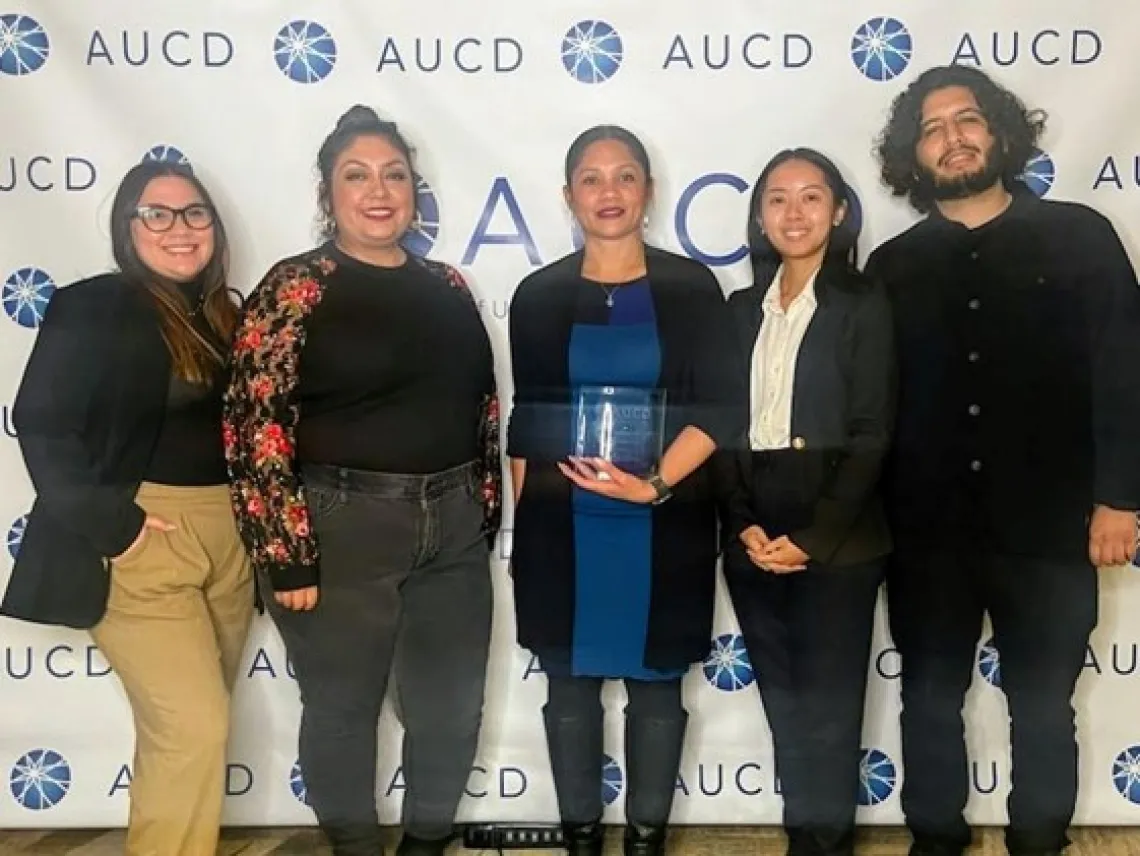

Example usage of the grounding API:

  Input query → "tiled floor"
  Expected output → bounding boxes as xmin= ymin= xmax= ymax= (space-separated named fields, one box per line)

xmin=3 ymin=827 xmax=1140 ymax=855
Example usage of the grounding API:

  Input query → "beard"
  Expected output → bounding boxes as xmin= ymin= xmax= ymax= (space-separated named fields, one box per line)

xmin=916 ymin=143 xmax=1005 ymax=202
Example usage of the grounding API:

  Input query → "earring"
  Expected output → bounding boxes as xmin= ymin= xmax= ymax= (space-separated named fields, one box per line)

xmin=642 ymin=214 xmax=650 ymax=229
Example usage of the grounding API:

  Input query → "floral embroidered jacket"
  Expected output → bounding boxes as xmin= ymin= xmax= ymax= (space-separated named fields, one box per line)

xmin=222 ymin=246 xmax=502 ymax=591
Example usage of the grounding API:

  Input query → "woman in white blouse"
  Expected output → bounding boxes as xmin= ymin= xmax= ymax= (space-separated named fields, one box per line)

xmin=713 ymin=147 xmax=896 ymax=856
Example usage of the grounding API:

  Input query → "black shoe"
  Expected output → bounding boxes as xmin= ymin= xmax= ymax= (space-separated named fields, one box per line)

xmin=563 ymin=821 xmax=604 ymax=856
xmin=785 ymin=827 xmax=816 ymax=856
xmin=395 ymin=832 xmax=453 ymax=855
xmin=623 ymin=823 xmax=666 ymax=856
xmin=324 ymin=824 xmax=384 ymax=856
xmin=909 ymin=845 xmax=964 ymax=856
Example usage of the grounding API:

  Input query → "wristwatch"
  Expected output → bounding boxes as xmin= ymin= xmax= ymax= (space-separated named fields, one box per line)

xmin=647 ymin=471 xmax=673 ymax=505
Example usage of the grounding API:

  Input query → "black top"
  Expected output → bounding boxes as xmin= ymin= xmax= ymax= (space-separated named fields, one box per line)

xmin=296 ymin=244 xmax=494 ymax=473
xmin=1 ymin=274 xmax=201 ymax=629
xmin=507 ymin=245 xmax=746 ymax=670
xmin=712 ymin=261 xmax=896 ymax=567
xmin=864 ymin=185 xmax=1140 ymax=561
xmin=145 ymin=283 xmax=228 ymax=486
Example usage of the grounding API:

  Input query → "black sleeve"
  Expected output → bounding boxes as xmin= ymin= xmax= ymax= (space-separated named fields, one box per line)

xmin=685 ymin=269 xmax=749 ymax=448
xmin=708 ymin=289 xmax=757 ymax=541
xmin=506 ymin=279 xmax=558 ymax=460
xmin=11 ymin=286 xmax=146 ymax=558
xmin=1084 ymin=212 xmax=1140 ymax=510
xmin=792 ymin=283 xmax=897 ymax=564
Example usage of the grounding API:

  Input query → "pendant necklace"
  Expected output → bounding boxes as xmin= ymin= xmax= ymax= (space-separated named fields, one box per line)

xmin=600 ymin=283 xmax=619 ymax=308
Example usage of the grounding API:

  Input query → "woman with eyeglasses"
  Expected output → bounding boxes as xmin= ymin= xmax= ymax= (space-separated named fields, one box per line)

xmin=2 ymin=160 xmax=252 ymax=856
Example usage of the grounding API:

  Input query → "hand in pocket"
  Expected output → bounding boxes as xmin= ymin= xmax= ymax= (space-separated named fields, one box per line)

xmin=113 ymin=515 xmax=177 ymax=562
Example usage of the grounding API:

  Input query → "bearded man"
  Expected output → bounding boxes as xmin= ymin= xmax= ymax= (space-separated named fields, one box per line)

xmin=864 ymin=65 xmax=1140 ymax=856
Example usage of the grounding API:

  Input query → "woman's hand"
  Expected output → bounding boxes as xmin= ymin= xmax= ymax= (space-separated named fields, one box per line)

xmin=276 ymin=586 xmax=320 ymax=611
xmin=749 ymin=535 xmax=809 ymax=574
xmin=113 ymin=514 xmax=177 ymax=562
xmin=557 ymin=456 xmax=657 ymax=504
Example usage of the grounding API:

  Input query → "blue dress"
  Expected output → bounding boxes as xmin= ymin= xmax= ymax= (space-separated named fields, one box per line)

xmin=542 ymin=279 xmax=686 ymax=681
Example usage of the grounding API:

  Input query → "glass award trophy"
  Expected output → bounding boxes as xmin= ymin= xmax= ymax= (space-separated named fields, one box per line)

xmin=572 ymin=385 xmax=666 ymax=478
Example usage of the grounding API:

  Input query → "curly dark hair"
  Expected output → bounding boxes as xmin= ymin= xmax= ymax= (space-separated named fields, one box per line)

xmin=873 ymin=65 xmax=1047 ymax=213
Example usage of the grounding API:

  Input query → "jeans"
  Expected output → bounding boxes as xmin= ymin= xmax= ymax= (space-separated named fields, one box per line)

xmin=262 ymin=461 xmax=493 ymax=855
xmin=887 ymin=548 xmax=1097 ymax=855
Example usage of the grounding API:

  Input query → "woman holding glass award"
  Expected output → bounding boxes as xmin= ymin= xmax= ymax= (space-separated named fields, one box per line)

xmin=713 ymin=148 xmax=895 ymax=856
xmin=506 ymin=125 xmax=744 ymax=856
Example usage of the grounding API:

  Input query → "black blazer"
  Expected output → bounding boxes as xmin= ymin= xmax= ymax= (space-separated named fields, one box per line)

xmin=1 ymin=274 xmax=171 ymax=628
xmin=507 ymin=245 xmax=747 ymax=669
xmin=713 ymin=261 xmax=896 ymax=567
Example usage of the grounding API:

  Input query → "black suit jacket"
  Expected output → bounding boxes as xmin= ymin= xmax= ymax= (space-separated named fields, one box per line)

xmin=713 ymin=261 xmax=896 ymax=567
xmin=1 ymin=274 xmax=170 ymax=628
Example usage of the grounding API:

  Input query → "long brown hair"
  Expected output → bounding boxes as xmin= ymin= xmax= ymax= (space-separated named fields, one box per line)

xmin=109 ymin=161 xmax=239 ymax=384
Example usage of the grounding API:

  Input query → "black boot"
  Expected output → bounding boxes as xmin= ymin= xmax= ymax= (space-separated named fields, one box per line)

xmin=395 ymin=831 xmax=454 ymax=855
xmin=623 ymin=823 xmax=666 ymax=856
xmin=563 ymin=821 xmax=605 ymax=856
xmin=323 ymin=823 xmax=384 ymax=856
xmin=622 ymin=709 xmax=687 ymax=856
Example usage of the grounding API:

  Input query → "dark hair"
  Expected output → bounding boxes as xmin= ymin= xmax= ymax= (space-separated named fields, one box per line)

xmin=316 ymin=105 xmax=416 ymax=241
xmin=746 ymin=147 xmax=859 ymax=285
xmin=109 ymin=160 xmax=237 ymax=384
xmin=874 ymin=65 xmax=1047 ymax=213
xmin=564 ymin=124 xmax=653 ymax=185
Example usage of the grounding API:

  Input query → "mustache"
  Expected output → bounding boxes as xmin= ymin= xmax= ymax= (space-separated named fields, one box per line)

xmin=939 ymin=146 xmax=982 ymax=166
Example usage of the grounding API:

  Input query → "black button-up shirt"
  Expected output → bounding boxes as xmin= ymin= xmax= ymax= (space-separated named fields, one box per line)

xmin=865 ymin=185 xmax=1140 ymax=560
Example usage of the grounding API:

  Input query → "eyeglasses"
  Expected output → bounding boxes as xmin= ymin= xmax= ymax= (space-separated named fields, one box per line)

xmin=132 ymin=203 xmax=215 ymax=233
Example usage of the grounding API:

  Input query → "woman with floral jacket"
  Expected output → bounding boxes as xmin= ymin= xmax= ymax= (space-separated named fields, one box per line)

xmin=222 ymin=105 xmax=501 ymax=856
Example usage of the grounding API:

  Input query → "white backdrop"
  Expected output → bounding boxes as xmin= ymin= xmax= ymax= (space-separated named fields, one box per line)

xmin=2 ymin=0 xmax=1139 ymax=830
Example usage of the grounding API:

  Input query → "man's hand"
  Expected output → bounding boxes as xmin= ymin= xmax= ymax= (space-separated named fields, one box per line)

xmin=1089 ymin=505 xmax=1138 ymax=568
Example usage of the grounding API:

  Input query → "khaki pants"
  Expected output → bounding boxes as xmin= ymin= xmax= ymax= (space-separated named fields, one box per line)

xmin=90 ymin=482 xmax=253 ymax=856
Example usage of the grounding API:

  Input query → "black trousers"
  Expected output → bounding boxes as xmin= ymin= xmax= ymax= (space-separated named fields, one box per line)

xmin=726 ymin=550 xmax=884 ymax=856
xmin=262 ymin=462 xmax=493 ymax=856
xmin=542 ymin=674 xmax=688 ymax=829
xmin=887 ymin=547 xmax=1097 ymax=855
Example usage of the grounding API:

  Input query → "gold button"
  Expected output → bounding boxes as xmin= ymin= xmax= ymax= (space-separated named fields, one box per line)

xmin=792 ymin=437 xmax=806 ymax=450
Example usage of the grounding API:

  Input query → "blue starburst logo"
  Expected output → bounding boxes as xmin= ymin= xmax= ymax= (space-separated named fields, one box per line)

xmin=275 ymin=21 xmax=337 ymax=84
xmin=851 ymin=18 xmax=912 ymax=82
xmin=602 ymin=753 xmax=624 ymax=806
xmin=289 ymin=759 xmax=309 ymax=805
xmin=401 ymin=174 xmax=441 ymax=258
xmin=8 ymin=515 xmax=26 ymax=560
xmin=1112 ymin=745 xmax=1140 ymax=805
xmin=561 ymin=21 xmax=623 ymax=84
xmin=142 ymin=145 xmax=191 ymax=169
xmin=0 ymin=14 xmax=49 ymax=76
xmin=703 ymin=633 xmax=755 ymax=692
xmin=978 ymin=636 xmax=1001 ymax=687
xmin=10 ymin=749 xmax=71 ymax=810
xmin=3 ymin=267 xmax=56 ymax=329
xmin=857 ymin=748 xmax=897 ymax=807
xmin=1019 ymin=149 xmax=1055 ymax=198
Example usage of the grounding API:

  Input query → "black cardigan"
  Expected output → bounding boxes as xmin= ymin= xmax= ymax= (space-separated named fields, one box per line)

xmin=712 ymin=261 xmax=896 ymax=567
xmin=1 ymin=274 xmax=173 ymax=628
xmin=506 ymin=245 xmax=746 ymax=670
